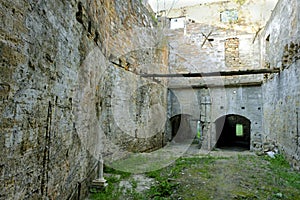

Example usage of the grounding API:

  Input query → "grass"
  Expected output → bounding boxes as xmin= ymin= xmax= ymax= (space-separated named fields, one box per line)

xmin=89 ymin=154 xmax=300 ymax=200
xmin=265 ymin=154 xmax=300 ymax=191
xmin=89 ymin=165 xmax=143 ymax=200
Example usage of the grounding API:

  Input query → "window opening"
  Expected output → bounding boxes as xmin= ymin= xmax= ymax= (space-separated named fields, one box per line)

xmin=220 ymin=10 xmax=238 ymax=23
xmin=236 ymin=124 xmax=243 ymax=136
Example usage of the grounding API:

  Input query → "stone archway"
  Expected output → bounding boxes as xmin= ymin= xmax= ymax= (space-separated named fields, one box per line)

xmin=215 ymin=114 xmax=251 ymax=150
xmin=170 ymin=114 xmax=194 ymax=143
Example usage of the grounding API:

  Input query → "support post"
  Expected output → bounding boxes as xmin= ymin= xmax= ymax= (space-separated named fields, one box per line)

xmin=98 ymin=154 xmax=105 ymax=181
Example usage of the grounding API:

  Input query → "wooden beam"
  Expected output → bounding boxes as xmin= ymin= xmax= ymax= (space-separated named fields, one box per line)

xmin=201 ymin=31 xmax=213 ymax=48
xmin=140 ymin=68 xmax=280 ymax=78
xmin=168 ymin=81 xmax=262 ymax=89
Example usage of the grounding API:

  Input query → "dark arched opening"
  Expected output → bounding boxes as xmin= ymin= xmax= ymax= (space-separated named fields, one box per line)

xmin=215 ymin=114 xmax=251 ymax=150
xmin=170 ymin=114 xmax=194 ymax=143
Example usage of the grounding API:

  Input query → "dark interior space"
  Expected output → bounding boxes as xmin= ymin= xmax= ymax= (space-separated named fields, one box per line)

xmin=215 ymin=114 xmax=251 ymax=150
xmin=170 ymin=114 xmax=194 ymax=142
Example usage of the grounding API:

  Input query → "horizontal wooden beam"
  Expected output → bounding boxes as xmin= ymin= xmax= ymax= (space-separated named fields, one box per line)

xmin=140 ymin=68 xmax=280 ymax=78
xmin=168 ymin=81 xmax=263 ymax=89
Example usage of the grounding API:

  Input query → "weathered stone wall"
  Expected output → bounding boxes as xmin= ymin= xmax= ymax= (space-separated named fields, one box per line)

xmin=162 ymin=0 xmax=270 ymax=150
xmin=167 ymin=85 xmax=263 ymax=150
xmin=165 ymin=0 xmax=277 ymax=27
xmin=165 ymin=88 xmax=201 ymax=142
xmin=0 ymin=0 xmax=167 ymax=199
xmin=209 ymin=86 xmax=263 ymax=151
xmin=167 ymin=24 xmax=261 ymax=75
xmin=163 ymin=0 xmax=277 ymax=75
xmin=261 ymin=0 xmax=300 ymax=169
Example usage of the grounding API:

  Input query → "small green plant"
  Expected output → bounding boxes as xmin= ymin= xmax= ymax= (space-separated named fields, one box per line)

xmin=147 ymin=180 xmax=178 ymax=198
xmin=233 ymin=0 xmax=246 ymax=5
xmin=269 ymin=154 xmax=290 ymax=168
xmin=146 ymin=169 xmax=161 ymax=179
xmin=151 ymin=14 xmax=158 ymax=24
xmin=89 ymin=178 xmax=122 ymax=200
xmin=89 ymin=166 xmax=132 ymax=200
xmin=130 ymin=178 xmax=138 ymax=189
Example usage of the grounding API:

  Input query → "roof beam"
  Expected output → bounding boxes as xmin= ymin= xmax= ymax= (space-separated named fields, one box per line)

xmin=140 ymin=68 xmax=280 ymax=78
xmin=168 ymin=81 xmax=263 ymax=89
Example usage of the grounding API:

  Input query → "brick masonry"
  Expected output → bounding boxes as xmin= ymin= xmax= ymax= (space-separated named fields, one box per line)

xmin=225 ymin=38 xmax=240 ymax=68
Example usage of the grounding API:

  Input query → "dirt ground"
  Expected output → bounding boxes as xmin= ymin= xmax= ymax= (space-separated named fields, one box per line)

xmin=89 ymin=143 xmax=300 ymax=200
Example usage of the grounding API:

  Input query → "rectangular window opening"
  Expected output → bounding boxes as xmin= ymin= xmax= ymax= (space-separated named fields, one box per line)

xmin=236 ymin=124 xmax=243 ymax=137
xmin=220 ymin=10 xmax=238 ymax=23
xmin=265 ymin=34 xmax=271 ymax=68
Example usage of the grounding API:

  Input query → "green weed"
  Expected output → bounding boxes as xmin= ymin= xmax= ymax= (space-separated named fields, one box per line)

xmin=147 ymin=180 xmax=178 ymax=199
xmin=90 ymin=154 xmax=300 ymax=200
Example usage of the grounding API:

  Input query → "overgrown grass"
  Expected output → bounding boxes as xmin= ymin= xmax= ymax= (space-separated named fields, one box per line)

xmin=89 ymin=154 xmax=300 ymax=200
xmin=89 ymin=165 xmax=133 ymax=200
xmin=264 ymin=154 xmax=300 ymax=191
xmin=89 ymin=175 xmax=121 ymax=200
xmin=146 ymin=154 xmax=300 ymax=199
xmin=145 ymin=157 xmax=219 ymax=199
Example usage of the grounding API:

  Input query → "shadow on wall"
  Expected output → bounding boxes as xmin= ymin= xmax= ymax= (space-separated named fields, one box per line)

xmin=215 ymin=114 xmax=251 ymax=150
xmin=170 ymin=114 xmax=195 ymax=143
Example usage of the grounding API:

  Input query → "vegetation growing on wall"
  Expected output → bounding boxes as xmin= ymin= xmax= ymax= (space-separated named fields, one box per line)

xmin=233 ymin=0 xmax=247 ymax=5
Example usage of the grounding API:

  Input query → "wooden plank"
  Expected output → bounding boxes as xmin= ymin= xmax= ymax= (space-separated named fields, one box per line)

xmin=140 ymin=68 xmax=280 ymax=78
xmin=168 ymin=81 xmax=262 ymax=89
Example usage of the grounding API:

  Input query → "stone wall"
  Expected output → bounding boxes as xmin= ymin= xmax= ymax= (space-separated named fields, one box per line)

xmin=167 ymin=85 xmax=263 ymax=150
xmin=163 ymin=0 xmax=277 ymax=75
xmin=0 ymin=0 xmax=167 ymax=199
xmin=209 ymin=86 xmax=263 ymax=151
xmin=261 ymin=0 xmax=300 ymax=169
xmin=163 ymin=0 xmax=269 ymax=150
xmin=167 ymin=23 xmax=261 ymax=74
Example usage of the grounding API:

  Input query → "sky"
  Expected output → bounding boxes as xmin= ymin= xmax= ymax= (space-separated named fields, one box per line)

xmin=147 ymin=0 xmax=223 ymax=12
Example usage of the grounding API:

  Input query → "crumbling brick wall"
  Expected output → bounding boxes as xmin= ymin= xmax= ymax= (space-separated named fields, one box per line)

xmin=225 ymin=38 xmax=240 ymax=67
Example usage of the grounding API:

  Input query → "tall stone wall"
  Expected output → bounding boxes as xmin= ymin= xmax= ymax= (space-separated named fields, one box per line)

xmin=163 ymin=0 xmax=270 ymax=150
xmin=261 ymin=0 xmax=300 ymax=169
xmin=0 ymin=0 xmax=167 ymax=199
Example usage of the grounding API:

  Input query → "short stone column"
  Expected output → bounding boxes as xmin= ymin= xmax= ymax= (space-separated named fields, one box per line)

xmin=91 ymin=153 xmax=107 ymax=189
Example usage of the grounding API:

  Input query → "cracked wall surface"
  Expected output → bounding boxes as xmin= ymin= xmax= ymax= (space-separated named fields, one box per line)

xmin=261 ymin=0 xmax=300 ymax=169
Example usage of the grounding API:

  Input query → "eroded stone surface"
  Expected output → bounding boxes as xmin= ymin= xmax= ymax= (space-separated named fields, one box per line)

xmin=0 ymin=0 xmax=167 ymax=199
xmin=261 ymin=0 xmax=300 ymax=169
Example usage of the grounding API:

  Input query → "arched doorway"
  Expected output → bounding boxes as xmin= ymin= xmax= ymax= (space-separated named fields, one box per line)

xmin=170 ymin=114 xmax=194 ymax=143
xmin=215 ymin=114 xmax=251 ymax=150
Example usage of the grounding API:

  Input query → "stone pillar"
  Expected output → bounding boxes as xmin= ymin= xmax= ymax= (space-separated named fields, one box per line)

xmin=91 ymin=154 xmax=107 ymax=188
